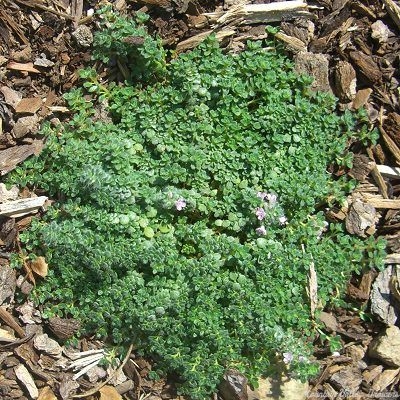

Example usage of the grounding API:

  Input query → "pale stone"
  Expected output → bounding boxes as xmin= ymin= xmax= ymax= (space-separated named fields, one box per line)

xmin=369 ymin=326 xmax=400 ymax=367
xmin=248 ymin=375 xmax=309 ymax=400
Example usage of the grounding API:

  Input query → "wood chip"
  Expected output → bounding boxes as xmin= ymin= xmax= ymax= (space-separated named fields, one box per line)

xmin=14 ymin=364 xmax=39 ymax=399
xmin=371 ymin=368 xmax=400 ymax=391
xmin=0 ymin=196 xmax=48 ymax=218
xmin=0 ymin=306 xmax=25 ymax=338
xmin=204 ymin=1 xmax=311 ymax=26
xmin=380 ymin=126 xmax=400 ymax=165
xmin=176 ymin=29 xmax=235 ymax=52
xmin=6 ymin=61 xmax=41 ymax=73
xmin=361 ymin=195 xmax=400 ymax=210
xmin=15 ymin=97 xmax=43 ymax=114
xmin=382 ymin=0 xmax=400 ymax=31
xmin=349 ymin=51 xmax=383 ymax=84
xmin=0 ymin=140 xmax=44 ymax=176
xmin=376 ymin=165 xmax=400 ymax=179
xmin=276 ymin=32 xmax=307 ymax=52
xmin=352 ymin=88 xmax=373 ymax=110
xmin=385 ymin=253 xmax=400 ymax=264
xmin=0 ymin=86 xmax=22 ymax=108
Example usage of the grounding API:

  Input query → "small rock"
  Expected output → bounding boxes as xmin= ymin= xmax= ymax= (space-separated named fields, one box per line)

xmin=12 ymin=115 xmax=39 ymax=138
xmin=220 ymin=369 xmax=248 ymax=400
xmin=33 ymin=57 xmax=55 ymax=68
xmin=72 ymin=25 xmax=93 ymax=48
xmin=371 ymin=20 xmax=390 ymax=44
xmin=371 ymin=265 xmax=399 ymax=325
xmin=33 ymin=333 xmax=63 ymax=358
xmin=369 ymin=326 xmax=400 ymax=367
xmin=0 ymin=183 xmax=19 ymax=202
xmin=294 ymin=52 xmax=332 ymax=93
xmin=248 ymin=375 xmax=309 ymax=400
xmin=329 ymin=367 xmax=362 ymax=393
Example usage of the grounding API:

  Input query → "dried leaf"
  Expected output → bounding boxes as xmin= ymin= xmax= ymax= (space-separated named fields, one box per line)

xmin=15 ymin=364 xmax=39 ymax=399
xmin=30 ymin=256 xmax=48 ymax=278
xmin=99 ymin=385 xmax=123 ymax=400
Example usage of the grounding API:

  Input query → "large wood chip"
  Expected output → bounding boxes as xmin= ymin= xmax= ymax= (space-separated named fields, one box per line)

xmin=380 ymin=126 xmax=400 ymax=165
xmin=0 ymin=140 xmax=43 ymax=176
xmin=6 ymin=61 xmax=41 ymax=73
xmin=0 ymin=196 xmax=48 ymax=218
xmin=15 ymin=97 xmax=43 ymax=114
xmin=0 ymin=86 xmax=22 ymax=108
xmin=382 ymin=0 xmax=400 ymax=31
xmin=334 ymin=60 xmax=357 ymax=101
xmin=371 ymin=368 xmax=400 ymax=391
xmin=349 ymin=51 xmax=383 ymax=84
xmin=14 ymin=364 xmax=39 ymax=399
xmin=383 ymin=112 xmax=400 ymax=146
xmin=176 ymin=29 xmax=235 ymax=52
xmin=0 ymin=306 xmax=25 ymax=337
xmin=204 ymin=0 xmax=311 ymax=26
xmin=376 ymin=165 xmax=400 ymax=179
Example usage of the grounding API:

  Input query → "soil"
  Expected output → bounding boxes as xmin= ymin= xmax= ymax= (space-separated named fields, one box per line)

xmin=0 ymin=0 xmax=400 ymax=399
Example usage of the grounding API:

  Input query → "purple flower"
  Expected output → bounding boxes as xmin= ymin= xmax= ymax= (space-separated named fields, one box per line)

xmin=283 ymin=352 xmax=293 ymax=364
xmin=278 ymin=216 xmax=287 ymax=225
xmin=257 ymin=191 xmax=268 ymax=200
xmin=298 ymin=355 xmax=307 ymax=363
xmin=255 ymin=226 xmax=267 ymax=236
xmin=175 ymin=198 xmax=186 ymax=211
xmin=255 ymin=207 xmax=266 ymax=221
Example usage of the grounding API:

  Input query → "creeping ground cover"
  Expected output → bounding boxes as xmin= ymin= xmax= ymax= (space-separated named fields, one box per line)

xmin=10 ymin=9 xmax=386 ymax=399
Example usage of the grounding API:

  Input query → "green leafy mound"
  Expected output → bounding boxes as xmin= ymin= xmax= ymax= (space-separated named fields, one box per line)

xmin=11 ymin=12 xmax=385 ymax=399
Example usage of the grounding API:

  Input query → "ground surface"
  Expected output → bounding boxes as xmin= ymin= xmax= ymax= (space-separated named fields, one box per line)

xmin=0 ymin=0 xmax=400 ymax=399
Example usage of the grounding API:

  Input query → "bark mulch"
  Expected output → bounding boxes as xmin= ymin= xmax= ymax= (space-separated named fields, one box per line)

xmin=0 ymin=1 xmax=400 ymax=399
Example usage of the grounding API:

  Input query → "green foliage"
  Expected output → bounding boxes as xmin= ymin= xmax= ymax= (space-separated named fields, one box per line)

xmin=9 ymin=15 xmax=385 ymax=399
xmin=92 ymin=6 xmax=166 ymax=83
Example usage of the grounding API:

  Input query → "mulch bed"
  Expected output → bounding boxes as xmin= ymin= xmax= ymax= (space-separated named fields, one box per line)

xmin=0 ymin=0 xmax=400 ymax=399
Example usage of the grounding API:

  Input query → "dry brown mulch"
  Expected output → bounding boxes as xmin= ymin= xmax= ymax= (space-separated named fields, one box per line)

xmin=0 ymin=1 xmax=400 ymax=399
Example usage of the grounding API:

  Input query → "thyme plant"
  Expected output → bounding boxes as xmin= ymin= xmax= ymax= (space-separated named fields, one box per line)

xmin=10 ymin=9 xmax=385 ymax=399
